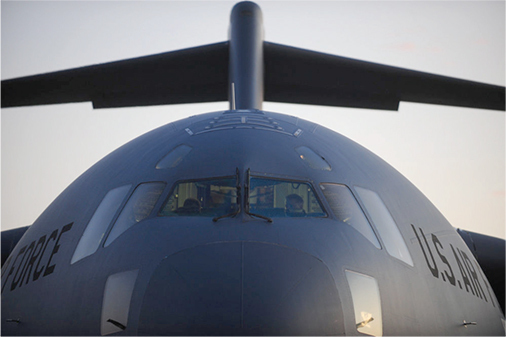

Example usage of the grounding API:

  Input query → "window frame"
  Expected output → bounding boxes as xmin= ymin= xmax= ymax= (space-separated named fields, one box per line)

xmin=248 ymin=175 xmax=328 ymax=218
xmin=353 ymin=185 xmax=414 ymax=267
xmin=71 ymin=184 xmax=133 ymax=264
xmin=103 ymin=181 xmax=167 ymax=247
xmin=319 ymin=182 xmax=381 ymax=249
xmin=155 ymin=143 xmax=193 ymax=169
xmin=157 ymin=175 xmax=238 ymax=218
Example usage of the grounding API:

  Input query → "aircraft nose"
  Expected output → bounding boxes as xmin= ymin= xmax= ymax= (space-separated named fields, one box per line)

xmin=138 ymin=242 xmax=343 ymax=335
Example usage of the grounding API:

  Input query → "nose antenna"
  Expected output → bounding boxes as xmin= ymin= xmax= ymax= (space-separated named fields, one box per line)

xmin=228 ymin=1 xmax=264 ymax=110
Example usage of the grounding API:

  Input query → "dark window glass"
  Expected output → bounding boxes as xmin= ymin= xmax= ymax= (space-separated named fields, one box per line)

xmin=320 ymin=183 xmax=380 ymax=249
xmin=104 ymin=182 xmax=166 ymax=246
xmin=159 ymin=178 xmax=238 ymax=217
xmin=249 ymin=177 xmax=325 ymax=218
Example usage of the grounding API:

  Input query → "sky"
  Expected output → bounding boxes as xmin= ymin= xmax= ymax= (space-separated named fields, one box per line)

xmin=1 ymin=1 xmax=504 ymax=239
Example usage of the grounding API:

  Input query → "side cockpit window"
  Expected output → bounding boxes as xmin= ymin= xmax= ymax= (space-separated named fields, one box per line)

xmin=72 ymin=181 xmax=167 ymax=263
xmin=320 ymin=183 xmax=380 ymax=249
xmin=104 ymin=182 xmax=166 ymax=247
xmin=159 ymin=177 xmax=238 ymax=217
xmin=355 ymin=187 xmax=413 ymax=266
xmin=249 ymin=177 xmax=326 ymax=218
xmin=156 ymin=144 xmax=192 ymax=169
xmin=71 ymin=185 xmax=131 ymax=264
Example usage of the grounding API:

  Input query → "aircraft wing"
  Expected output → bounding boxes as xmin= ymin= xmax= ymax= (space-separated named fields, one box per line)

xmin=2 ymin=41 xmax=504 ymax=111
xmin=263 ymin=42 xmax=505 ymax=111
xmin=1 ymin=42 xmax=229 ymax=109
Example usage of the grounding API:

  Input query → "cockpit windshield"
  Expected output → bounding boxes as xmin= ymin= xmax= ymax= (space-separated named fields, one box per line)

xmin=159 ymin=175 xmax=325 ymax=219
xmin=159 ymin=177 xmax=238 ymax=217
xmin=248 ymin=177 xmax=325 ymax=218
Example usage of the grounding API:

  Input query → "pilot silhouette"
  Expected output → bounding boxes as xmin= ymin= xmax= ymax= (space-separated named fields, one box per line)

xmin=285 ymin=194 xmax=306 ymax=217
xmin=179 ymin=198 xmax=201 ymax=214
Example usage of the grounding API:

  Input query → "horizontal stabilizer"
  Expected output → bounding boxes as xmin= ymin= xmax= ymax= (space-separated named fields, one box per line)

xmin=2 ymin=41 xmax=504 ymax=111
xmin=263 ymin=42 xmax=505 ymax=111
xmin=1 ymin=42 xmax=229 ymax=109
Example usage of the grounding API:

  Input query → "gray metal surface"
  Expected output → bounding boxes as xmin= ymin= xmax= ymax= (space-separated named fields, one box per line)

xmin=1 ymin=1 xmax=504 ymax=335
xmin=2 ymin=110 xmax=504 ymax=335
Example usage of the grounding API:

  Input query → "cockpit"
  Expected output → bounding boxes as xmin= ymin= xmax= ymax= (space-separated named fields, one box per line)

xmin=159 ymin=177 xmax=238 ymax=217
xmin=158 ymin=175 xmax=326 ymax=220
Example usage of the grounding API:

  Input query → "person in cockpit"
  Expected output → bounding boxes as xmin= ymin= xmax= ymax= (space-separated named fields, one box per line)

xmin=285 ymin=194 xmax=306 ymax=217
xmin=177 ymin=198 xmax=201 ymax=215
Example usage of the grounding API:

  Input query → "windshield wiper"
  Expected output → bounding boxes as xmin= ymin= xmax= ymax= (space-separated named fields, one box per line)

xmin=212 ymin=206 xmax=240 ymax=222
xmin=245 ymin=169 xmax=273 ymax=223
xmin=246 ymin=211 xmax=273 ymax=223
xmin=213 ymin=168 xmax=241 ymax=222
xmin=212 ymin=208 xmax=240 ymax=222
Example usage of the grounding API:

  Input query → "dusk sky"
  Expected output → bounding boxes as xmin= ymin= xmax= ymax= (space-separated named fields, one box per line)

xmin=1 ymin=1 xmax=504 ymax=239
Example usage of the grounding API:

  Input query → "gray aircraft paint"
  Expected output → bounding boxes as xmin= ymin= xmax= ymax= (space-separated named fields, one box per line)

xmin=1 ymin=2 xmax=504 ymax=335
xmin=2 ymin=110 xmax=504 ymax=335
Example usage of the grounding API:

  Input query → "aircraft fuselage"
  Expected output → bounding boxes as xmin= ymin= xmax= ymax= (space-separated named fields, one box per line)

xmin=2 ymin=110 xmax=503 ymax=335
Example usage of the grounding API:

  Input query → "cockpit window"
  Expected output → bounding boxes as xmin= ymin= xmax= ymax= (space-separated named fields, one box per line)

xmin=248 ymin=177 xmax=325 ymax=218
xmin=104 ymin=182 xmax=166 ymax=247
xmin=320 ymin=183 xmax=381 ymax=249
xmin=156 ymin=144 xmax=192 ymax=169
xmin=295 ymin=146 xmax=331 ymax=171
xmin=355 ymin=187 xmax=414 ymax=266
xmin=159 ymin=177 xmax=238 ymax=217
xmin=71 ymin=184 xmax=131 ymax=264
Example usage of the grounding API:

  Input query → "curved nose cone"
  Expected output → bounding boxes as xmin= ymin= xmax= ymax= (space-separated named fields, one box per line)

xmin=139 ymin=242 xmax=343 ymax=335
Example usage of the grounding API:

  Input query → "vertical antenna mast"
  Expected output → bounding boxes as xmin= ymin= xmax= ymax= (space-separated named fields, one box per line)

xmin=228 ymin=1 xmax=264 ymax=110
